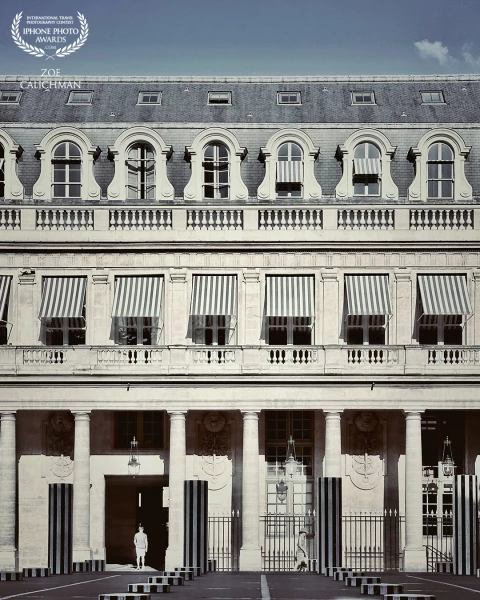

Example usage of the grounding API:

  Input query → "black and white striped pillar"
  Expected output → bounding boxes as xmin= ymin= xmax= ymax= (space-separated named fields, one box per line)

xmin=48 ymin=483 xmax=72 ymax=574
xmin=454 ymin=475 xmax=478 ymax=575
xmin=317 ymin=477 xmax=342 ymax=574
xmin=184 ymin=480 xmax=208 ymax=574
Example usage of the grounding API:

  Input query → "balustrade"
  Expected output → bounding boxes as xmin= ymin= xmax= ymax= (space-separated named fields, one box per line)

xmin=347 ymin=347 xmax=399 ymax=365
xmin=267 ymin=347 xmax=317 ymax=365
xmin=36 ymin=209 xmax=94 ymax=230
xmin=187 ymin=209 xmax=243 ymax=230
xmin=97 ymin=347 xmax=163 ymax=365
xmin=191 ymin=348 xmax=237 ymax=364
xmin=109 ymin=209 xmax=172 ymax=230
xmin=410 ymin=209 xmax=473 ymax=230
xmin=427 ymin=347 xmax=480 ymax=365
xmin=23 ymin=348 xmax=67 ymax=365
xmin=258 ymin=208 xmax=322 ymax=230
xmin=338 ymin=208 xmax=394 ymax=230
xmin=0 ymin=209 xmax=21 ymax=230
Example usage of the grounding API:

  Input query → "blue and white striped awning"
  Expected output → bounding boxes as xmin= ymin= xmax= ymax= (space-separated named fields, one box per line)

xmin=190 ymin=275 xmax=237 ymax=316
xmin=39 ymin=277 xmax=86 ymax=319
xmin=418 ymin=275 xmax=472 ymax=315
xmin=345 ymin=275 xmax=392 ymax=316
xmin=353 ymin=158 xmax=382 ymax=175
xmin=265 ymin=276 xmax=314 ymax=317
xmin=0 ymin=276 xmax=11 ymax=320
xmin=112 ymin=276 xmax=163 ymax=318
xmin=276 ymin=161 xmax=303 ymax=183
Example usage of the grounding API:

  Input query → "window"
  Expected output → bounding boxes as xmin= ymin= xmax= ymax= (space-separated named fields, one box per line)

xmin=276 ymin=142 xmax=303 ymax=198
xmin=192 ymin=315 xmax=233 ymax=345
xmin=138 ymin=91 xmax=162 ymax=105
xmin=126 ymin=143 xmax=155 ymax=199
xmin=353 ymin=142 xmax=381 ymax=196
xmin=277 ymin=92 xmax=301 ymax=105
xmin=267 ymin=317 xmax=312 ymax=345
xmin=0 ymin=91 xmax=21 ymax=104
xmin=346 ymin=315 xmax=386 ymax=345
xmin=45 ymin=316 xmax=86 ymax=345
xmin=52 ymin=142 xmax=82 ymax=198
xmin=352 ymin=91 xmax=375 ymax=104
xmin=67 ymin=91 xmax=93 ymax=104
xmin=0 ymin=145 xmax=4 ymax=199
xmin=203 ymin=142 xmax=229 ymax=199
xmin=421 ymin=91 xmax=445 ymax=104
xmin=427 ymin=143 xmax=453 ymax=200
xmin=115 ymin=317 xmax=159 ymax=345
xmin=208 ymin=91 xmax=231 ymax=105
xmin=114 ymin=411 xmax=164 ymax=449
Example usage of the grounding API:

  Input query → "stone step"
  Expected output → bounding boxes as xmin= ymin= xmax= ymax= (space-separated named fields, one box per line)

xmin=383 ymin=595 xmax=435 ymax=600
xmin=153 ymin=571 xmax=191 ymax=580
xmin=23 ymin=568 xmax=51 ymax=577
xmin=175 ymin=566 xmax=201 ymax=576
xmin=346 ymin=576 xmax=382 ymax=587
xmin=0 ymin=572 xmax=23 ymax=581
xmin=145 ymin=576 xmax=184 ymax=586
xmin=334 ymin=571 xmax=365 ymax=581
xmin=128 ymin=584 xmax=171 ymax=593
xmin=99 ymin=595 xmax=151 ymax=600
xmin=361 ymin=583 xmax=404 ymax=595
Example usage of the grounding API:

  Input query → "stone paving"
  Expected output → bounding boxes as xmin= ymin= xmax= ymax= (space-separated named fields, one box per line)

xmin=1 ymin=570 xmax=480 ymax=599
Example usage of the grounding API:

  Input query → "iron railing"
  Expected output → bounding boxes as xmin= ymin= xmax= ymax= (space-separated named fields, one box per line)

xmin=208 ymin=512 xmax=241 ymax=571
xmin=424 ymin=512 xmax=453 ymax=572
xmin=260 ymin=512 xmax=316 ymax=571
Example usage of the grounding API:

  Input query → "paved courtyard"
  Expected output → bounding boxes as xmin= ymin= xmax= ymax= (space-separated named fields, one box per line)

xmin=2 ymin=571 xmax=480 ymax=600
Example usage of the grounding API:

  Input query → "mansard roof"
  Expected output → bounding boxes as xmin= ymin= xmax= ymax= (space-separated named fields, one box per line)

xmin=1 ymin=74 xmax=480 ymax=124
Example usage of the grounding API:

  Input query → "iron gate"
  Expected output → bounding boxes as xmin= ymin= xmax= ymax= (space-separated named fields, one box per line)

xmin=342 ymin=510 xmax=405 ymax=571
xmin=424 ymin=511 xmax=453 ymax=572
xmin=208 ymin=512 xmax=241 ymax=571
xmin=260 ymin=512 xmax=316 ymax=571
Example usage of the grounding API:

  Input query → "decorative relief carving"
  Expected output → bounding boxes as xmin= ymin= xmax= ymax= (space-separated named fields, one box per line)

xmin=346 ymin=411 xmax=384 ymax=491
xmin=46 ymin=411 xmax=74 ymax=480
xmin=199 ymin=411 xmax=230 ymax=491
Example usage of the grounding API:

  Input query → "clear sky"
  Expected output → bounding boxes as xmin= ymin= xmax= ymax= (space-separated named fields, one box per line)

xmin=1 ymin=0 xmax=480 ymax=76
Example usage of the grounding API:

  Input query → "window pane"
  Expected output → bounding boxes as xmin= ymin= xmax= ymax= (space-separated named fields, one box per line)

xmin=290 ymin=143 xmax=302 ymax=159
xmin=367 ymin=181 xmax=380 ymax=195
xmin=204 ymin=186 xmax=214 ymax=199
xmin=69 ymin=166 xmax=81 ymax=183
xmin=53 ymin=184 xmax=66 ymax=197
xmin=354 ymin=182 xmax=366 ymax=195
xmin=218 ymin=170 xmax=229 ymax=184
xmin=54 ymin=165 xmax=66 ymax=182
xmin=428 ymin=180 xmax=438 ymax=198
xmin=354 ymin=144 xmax=367 ymax=159
xmin=69 ymin=185 xmax=81 ymax=197
xmin=204 ymin=145 xmax=214 ymax=159
xmin=428 ymin=144 xmax=439 ymax=161
xmin=204 ymin=170 xmax=214 ymax=184
xmin=69 ymin=143 xmax=81 ymax=158
xmin=441 ymin=180 xmax=453 ymax=198
xmin=218 ymin=185 xmax=229 ymax=198
xmin=278 ymin=143 xmax=289 ymax=159
xmin=427 ymin=163 xmax=438 ymax=179
xmin=54 ymin=143 xmax=67 ymax=158
xmin=441 ymin=163 xmax=453 ymax=179
xmin=441 ymin=144 xmax=453 ymax=161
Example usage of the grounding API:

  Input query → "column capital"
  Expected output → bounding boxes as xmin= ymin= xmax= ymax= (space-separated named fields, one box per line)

xmin=320 ymin=268 xmax=338 ymax=281
xmin=169 ymin=268 xmax=187 ymax=284
xmin=241 ymin=410 xmax=260 ymax=419
xmin=473 ymin=270 xmax=480 ymax=282
xmin=243 ymin=268 xmax=260 ymax=284
xmin=167 ymin=410 xmax=187 ymax=419
xmin=72 ymin=411 xmax=91 ymax=420
xmin=324 ymin=410 xmax=343 ymax=416
xmin=18 ymin=268 xmax=36 ymax=285
xmin=403 ymin=410 xmax=424 ymax=418
xmin=92 ymin=270 xmax=109 ymax=285
xmin=0 ymin=412 xmax=16 ymax=420
xmin=394 ymin=269 xmax=412 ymax=282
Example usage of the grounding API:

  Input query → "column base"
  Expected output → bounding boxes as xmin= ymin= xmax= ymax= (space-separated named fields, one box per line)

xmin=164 ymin=546 xmax=184 ymax=571
xmin=239 ymin=547 xmax=262 ymax=571
xmin=403 ymin=547 xmax=427 ymax=571
xmin=72 ymin=548 xmax=92 ymax=562
xmin=0 ymin=548 xmax=18 ymax=571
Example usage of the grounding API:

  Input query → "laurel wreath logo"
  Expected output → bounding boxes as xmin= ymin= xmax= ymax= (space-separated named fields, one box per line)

xmin=11 ymin=12 xmax=89 ymax=60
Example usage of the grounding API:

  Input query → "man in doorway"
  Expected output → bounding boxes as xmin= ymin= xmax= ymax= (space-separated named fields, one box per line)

xmin=134 ymin=525 xmax=148 ymax=570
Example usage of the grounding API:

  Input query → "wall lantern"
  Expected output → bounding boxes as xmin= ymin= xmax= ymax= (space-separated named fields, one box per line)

xmin=285 ymin=435 xmax=299 ymax=478
xmin=128 ymin=436 xmax=141 ymax=477
xmin=441 ymin=436 xmax=454 ymax=478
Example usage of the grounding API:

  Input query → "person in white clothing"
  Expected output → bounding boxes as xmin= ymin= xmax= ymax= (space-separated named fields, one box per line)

xmin=134 ymin=525 xmax=148 ymax=570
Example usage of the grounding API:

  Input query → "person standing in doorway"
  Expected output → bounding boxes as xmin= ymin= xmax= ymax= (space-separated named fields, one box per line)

xmin=134 ymin=525 xmax=148 ymax=570
xmin=296 ymin=529 xmax=308 ymax=572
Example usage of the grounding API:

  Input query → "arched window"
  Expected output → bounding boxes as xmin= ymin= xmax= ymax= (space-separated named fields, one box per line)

xmin=353 ymin=142 xmax=381 ymax=196
xmin=427 ymin=142 xmax=453 ymax=200
xmin=203 ymin=142 xmax=230 ymax=199
xmin=0 ymin=144 xmax=4 ymax=199
xmin=52 ymin=142 xmax=81 ymax=198
xmin=276 ymin=142 xmax=303 ymax=198
xmin=126 ymin=143 xmax=155 ymax=200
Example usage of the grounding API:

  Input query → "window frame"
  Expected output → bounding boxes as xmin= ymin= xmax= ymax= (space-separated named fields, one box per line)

xmin=126 ymin=142 xmax=156 ymax=200
xmin=67 ymin=90 xmax=94 ymax=105
xmin=137 ymin=91 xmax=162 ymax=105
xmin=351 ymin=91 xmax=376 ymax=105
xmin=202 ymin=142 xmax=230 ymax=200
xmin=0 ymin=91 xmax=22 ymax=104
xmin=352 ymin=141 xmax=381 ymax=197
xmin=114 ymin=410 xmax=165 ymax=450
xmin=275 ymin=141 xmax=303 ymax=199
xmin=277 ymin=91 xmax=302 ymax=105
xmin=114 ymin=316 xmax=160 ymax=346
xmin=426 ymin=142 xmax=454 ymax=200
xmin=52 ymin=141 xmax=82 ymax=199
xmin=421 ymin=91 xmax=445 ymax=104
xmin=208 ymin=91 xmax=232 ymax=105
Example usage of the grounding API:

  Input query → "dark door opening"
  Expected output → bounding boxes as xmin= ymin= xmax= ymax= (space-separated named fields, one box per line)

xmin=105 ymin=476 xmax=168 ymax=570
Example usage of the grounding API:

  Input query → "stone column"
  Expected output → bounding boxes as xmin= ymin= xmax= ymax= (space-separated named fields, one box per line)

xmin=72 ymin=411 xmax=92 ymax=562
xmin=239 ymin=411 xmax=261 ymax=570
xmin=0 ymin=412 xmax=17 ymax=570
xmin=321 ymin=270 xmax=339 ymax=344
xmin=394 ymin=270 xmax=412 ymax=345
xmin=403 ymin=411 xmax=426 ymax=571
xmin=165 ymin=411 xmax=186 ymax=570
xmin=324 ymin=411 xmax=342 ymax=477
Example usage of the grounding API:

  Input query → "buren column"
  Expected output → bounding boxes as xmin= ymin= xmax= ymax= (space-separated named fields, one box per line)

xmin=165 ymin=411 xmax=187 ymax=570
xmin=72 ymin=411 xmax=92 ymax=563
xmin=239 ymin=411 xmax=261 ymax=570
xmin=324 ymin=411 xmax=342 ymax=477
xmin=403 ymin=411 xmax=426 ymax=571
xmin=0 ymin=412 xmax=17 ymax=570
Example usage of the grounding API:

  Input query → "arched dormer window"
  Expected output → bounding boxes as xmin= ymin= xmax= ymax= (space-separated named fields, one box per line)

xmin=203 ymin=142 xmax=229 ymax=199
xmin=0 ymin=130 xmax=24 ymax=200
xmin=184 ymin=128 xmax=247 ymax=201
xmin=108 ymin=127 xmax=173 ymax=201
xmin=408 ymin=129 xmax=472 ymax=201
xmin=276 ymin=142 xmax=303 ymax=198
xmin=336 ymin=130 xmax=397 ymax=200
xmin=33 ymin=127 xmax=101 ymax=201
xmin=127 ymin=143 xmax=155 ymax=200
xmin=258 ymin=129 xmax=321 ymax=200
xmin=52 ymin=142 xmax=81 ymax=198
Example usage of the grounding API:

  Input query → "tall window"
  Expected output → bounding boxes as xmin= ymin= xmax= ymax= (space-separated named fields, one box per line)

xmin=115 ymin=317 xmax=158 ymax=345
xmin=203 ymin=143 xmax=229 ymax=199
xmin=353 ymin=142 xmax=380 ymax=196
xmin=45 ymin=316 xmax=86 ymax=345
xmin=126 ymin=143 xmax=155 ymax=199
xmin=193 ymin=315 xmax=233 ymax=345
xmin=114 ymin=411 xmax=164 ymax=449
xmin=267 ymin=317 xmax=312 ymax=345
xmin=52 ymin=142 xmax=81 ymax=198
xmin=0 ymin=144 xmax=4 ymax=198
xmin=427 ymin=143 xmax=453 ymax=199
xmin=346 ymin=315 xmax=386 ymax=345
xmin=276 ymin=142 xmax=303 ymax=198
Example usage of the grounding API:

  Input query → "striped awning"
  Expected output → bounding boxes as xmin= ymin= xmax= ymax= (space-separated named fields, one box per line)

xmin=418 ymin=275 xmax=472 ymax=316
xmin=353 ymin=158 xmax=382 ymax=175
xmin=345 ymin=275 xmax=392 ymax=316
xmin=265 ymin=276 xmax=314 ymax=317
xmin=276 ymin=161 xmax=303 ymax=183
xmin=112 ymin=276 xmax=163 ymax=318
xmin=0 ymin=276 xmax=11 ymax=320
xmin=39 ymin=277 xmax=86 ymax=319
xmin=190 ymin=275 xmax=237 ymax=316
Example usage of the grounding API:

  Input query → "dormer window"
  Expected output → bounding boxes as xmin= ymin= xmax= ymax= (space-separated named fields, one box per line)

xmin=277 ymin=92 xmax=301 ymax=105
xmin=138 ymin=92 xmax=162 ymax=105
xmin=126 ymin=143 xmax=155 ymax=199
xmin=352 ymin=91 xmax=375 ymax=105
xmin=203 ymin=143 xmax=229 ymax=199
xmin=276 ymin=142 xmax=303 ymax=198
xmin=0 ymin=91 xmax=21 ymax=104
xmin=353 ymin=142 xmax=381 ymax=196
xmin=67 ymin=91 xmax=93 ymax=104
xmin=208 ymin=92 xmax=231 ymax=105
xmin=52 ymin=142 xmax=82 ymax=198
xmin=427 ymin=143 xmax=453 ymax=199
xmin=421 ymin=91 xmax=445 ymax=104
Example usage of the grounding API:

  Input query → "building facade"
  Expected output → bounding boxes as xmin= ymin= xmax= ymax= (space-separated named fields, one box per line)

xmin=0 ymin=74 xmax=479 ymax=573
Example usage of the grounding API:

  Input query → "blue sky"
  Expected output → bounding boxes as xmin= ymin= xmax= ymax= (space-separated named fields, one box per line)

xmin=1 ymin=0 xmax=480 ymax=76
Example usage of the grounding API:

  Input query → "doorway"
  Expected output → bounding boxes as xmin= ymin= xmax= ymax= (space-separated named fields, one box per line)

xmin=105 ymin=476 xmax=168 ymax=570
